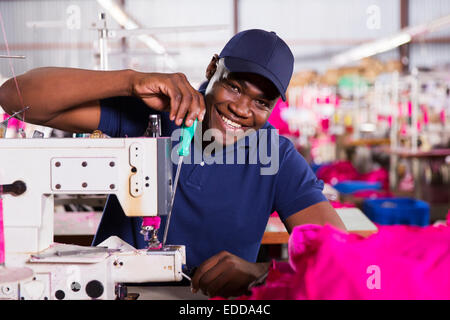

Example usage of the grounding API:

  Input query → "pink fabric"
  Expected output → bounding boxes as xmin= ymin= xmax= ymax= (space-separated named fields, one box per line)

xmin=142 ymin=216 xmax=161 ymax=229
xmin=377 ymin=115 xmax=392 ymax=127
xmin=400 ymin=123 xmax=408 ymax=135
xmin=351 ymin=189 xmax=393 ymax=199
xmin=422 ymin=105 xmax=429 ymax=125
xmin=243 ymin=220 xmax=450 ymax=300
xmin=399 ymin=172 xmax=414 ymax=192
xmin=315 ymin=161 xmax=360 ymax=185
xmin=359 ymin=168 xmax=389 ymax=190
xmin=320 ymin=118 xmax=330 ymax=133
xmin=440 ymin=110 xmax=446 ymax=124
xmin=316 ymin=161 xmax=389 ymax=190
xmin=2 ymin=113 xmax=25 ymax=129
xmin=329 ymin=201 xmax=356 ymax=208
xmin=270 ymin=211 xmax=279 ymax=217
xmin=267 ymin=99 xmax=299 ymax=137
xmin=0 ymin=197 xmax=4 ymax=264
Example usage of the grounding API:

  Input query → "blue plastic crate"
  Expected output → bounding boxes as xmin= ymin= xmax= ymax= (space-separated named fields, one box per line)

xmin=363 ymin=198 xmax=430 ymax=226
xmin=333 ymin=181 xmax=381 ymax=194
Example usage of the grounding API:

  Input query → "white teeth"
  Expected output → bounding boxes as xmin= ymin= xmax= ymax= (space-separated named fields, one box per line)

xmin=221 ymin=115 xmax=242 ymax=128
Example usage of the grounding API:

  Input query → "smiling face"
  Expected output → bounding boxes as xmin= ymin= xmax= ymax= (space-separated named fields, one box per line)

xmin=203 ymin=58 xmax=280 ymax=146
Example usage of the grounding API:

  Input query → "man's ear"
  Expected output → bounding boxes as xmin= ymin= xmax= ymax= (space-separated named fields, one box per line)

xmin=205 ymin=54 xmax=219 ymax=80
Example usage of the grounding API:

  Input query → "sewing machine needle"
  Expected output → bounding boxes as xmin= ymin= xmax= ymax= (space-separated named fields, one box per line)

xmin=2 ymin=106 xmax=30 ymax=123
xmin=161 ymin=118 xmax=198 ymax=248
xmin=162 ymin=155 xmax=183 ymax=248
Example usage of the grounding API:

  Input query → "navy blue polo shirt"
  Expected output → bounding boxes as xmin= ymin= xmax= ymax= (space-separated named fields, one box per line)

xmin=92 ymin=95 xmax=326 ymax=271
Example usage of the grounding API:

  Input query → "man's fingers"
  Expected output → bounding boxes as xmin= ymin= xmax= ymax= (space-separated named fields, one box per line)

xmin=176 ymin=86 xmax=206 ymax=127
xmin=210 ymin=277 xmax=249 ymax=299
xmin=169 ymin=73 xmax=192 ymax=125
xmin=184 ymin=93 xmax=204 ymax=127
xmin=166 ymin=86 xmax=182 ymax=122
xmin=174 ymin=82 xmax=193 ymax=126
xmin=191 ymin=251 xmax=229 ymax=292
xmin=194 ymin=92 xmax=206 ymax=122
xmin=132 ymin=73 xmax=205 ymax=123
xmin=205 ymin=268 xmax=236 ymax=298
xmin=191 ymin=257 xmax=220 ymax=292
xmin=169 ymin=74 xmax=205 ymax=126
xmin=197 ymin=257 xmax=231 ymax=295
xmin=191 ymin=252 xmax=264 ymax=298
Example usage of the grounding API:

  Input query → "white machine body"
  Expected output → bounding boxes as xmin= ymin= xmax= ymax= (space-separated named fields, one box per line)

xmin=0 ymin=137 xmax=185 ymax=300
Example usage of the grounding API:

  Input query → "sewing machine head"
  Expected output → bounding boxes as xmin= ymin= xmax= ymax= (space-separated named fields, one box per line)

xmin=0 ymin=137 xmax=173 ymax=254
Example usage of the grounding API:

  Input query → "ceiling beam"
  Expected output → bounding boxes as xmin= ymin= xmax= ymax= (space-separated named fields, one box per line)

xmin=233 ymin=0 xmax=239 ymax=34
xmin=399 ymin=0 xmax=410 ymax=72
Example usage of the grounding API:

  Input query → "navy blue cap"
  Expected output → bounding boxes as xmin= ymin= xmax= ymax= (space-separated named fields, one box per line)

xmin=219 ymin=29 xmax=294 ymax=101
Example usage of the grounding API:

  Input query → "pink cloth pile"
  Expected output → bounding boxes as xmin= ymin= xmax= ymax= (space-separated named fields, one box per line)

xmin=359 ymin=168 xmax=389 ymax=190
xmin=316 ymin=161 xmax=360 ymax=185
xmin=243 ymin=216 xmax=450 ymax=300
xmin=329 ymin=201 xmax=356 ymax=208
xmin=267 ymin=99 xmax=299 ymax=137
xmin=316 ymin=161 xmax=389 ymax=192
xmin=0 ymin=198 xmax=5 ymax=264
xmin=351 ymin=189 xmax=392 ymax=199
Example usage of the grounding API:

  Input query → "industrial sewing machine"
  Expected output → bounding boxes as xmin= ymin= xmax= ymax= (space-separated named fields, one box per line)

xmin=0 ymin=136 xmax=186 ymax=300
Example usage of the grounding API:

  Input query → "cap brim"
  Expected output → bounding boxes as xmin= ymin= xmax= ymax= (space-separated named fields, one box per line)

xmin=222 ymin=56 xmax=286 ymax=101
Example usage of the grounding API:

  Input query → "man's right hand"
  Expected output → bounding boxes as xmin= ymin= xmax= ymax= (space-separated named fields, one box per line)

xmin=0 ymin=68 xmax=206 ymax=133
xmin=131 ymin=72 xmax=206 ymax=127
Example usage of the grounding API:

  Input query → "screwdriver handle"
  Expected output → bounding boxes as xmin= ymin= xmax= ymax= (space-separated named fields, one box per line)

xmin=177 ymin=119 xmax=198 ymax=157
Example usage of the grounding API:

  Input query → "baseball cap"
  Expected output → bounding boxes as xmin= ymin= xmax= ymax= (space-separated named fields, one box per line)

xmin=219 ymin=29 xmax=294 ymax=101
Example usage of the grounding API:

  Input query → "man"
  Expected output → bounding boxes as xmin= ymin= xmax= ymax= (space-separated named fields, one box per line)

xmin=0 ymin=29 xmax=345 ymax=298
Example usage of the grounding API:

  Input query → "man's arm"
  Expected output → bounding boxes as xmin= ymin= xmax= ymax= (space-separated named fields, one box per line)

xmin=284 ymin=200 xmax=346 ymax=233
xmin=0 ymin=67 xmax=133 ymax=131
xmin=0 ymin=67 xmax=205 ymax=132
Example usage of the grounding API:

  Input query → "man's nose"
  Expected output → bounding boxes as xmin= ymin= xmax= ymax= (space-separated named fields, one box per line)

xmin=228 ymin=96 xmax=252 ymax=118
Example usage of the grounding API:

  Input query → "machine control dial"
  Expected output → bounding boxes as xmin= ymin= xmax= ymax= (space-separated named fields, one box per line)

xmin=85 ymin=280 xmax=104 ymax=299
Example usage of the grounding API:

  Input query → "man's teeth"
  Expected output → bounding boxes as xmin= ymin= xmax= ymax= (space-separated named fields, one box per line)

xmin=221 ymin=115 xmax=242 ymax=128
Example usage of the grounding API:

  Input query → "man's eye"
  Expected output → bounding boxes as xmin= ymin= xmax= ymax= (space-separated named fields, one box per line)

xmin=229 ymin=84 xmax=239 ymax=92
xmin=256 ymin=100 xmax=269 ymax=108
xmin=224 ymin=81 xmax=239 ymax=93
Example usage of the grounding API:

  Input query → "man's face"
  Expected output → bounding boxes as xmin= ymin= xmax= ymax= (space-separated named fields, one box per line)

xmin=203 ymin=60 xmax=280 ymax=146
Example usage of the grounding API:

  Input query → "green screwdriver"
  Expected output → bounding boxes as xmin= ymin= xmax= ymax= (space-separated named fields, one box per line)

xmin=162 ymin=118 xmax=198 ymax=248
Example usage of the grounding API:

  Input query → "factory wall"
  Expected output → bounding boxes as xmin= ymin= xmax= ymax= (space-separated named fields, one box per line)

xmin=409 ymin=0 xmax=450 ymax=69
xmin=0 ymin=0 xmax=103 ymax=78
xmin=239 ymin=0 xmax=400 ymax=73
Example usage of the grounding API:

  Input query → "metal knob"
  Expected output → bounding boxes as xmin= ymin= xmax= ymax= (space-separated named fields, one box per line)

xmin=0 ymin=180 xmax=27 ymax=196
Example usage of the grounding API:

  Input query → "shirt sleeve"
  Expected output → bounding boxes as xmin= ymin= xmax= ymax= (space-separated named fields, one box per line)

xmin=98 ymin=96 xmax=151 ymax=137
xmin=273 ymin=139 xmax=327 ymax=221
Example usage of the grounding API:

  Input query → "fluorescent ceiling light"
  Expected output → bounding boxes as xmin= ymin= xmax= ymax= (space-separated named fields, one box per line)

xmin=333 ymin=33 xmax=411 ymax=65
xmin=331 ymin=14 xmax=450 ymax=66
xmin=97 ymin=0 xmax=171 ymax=61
